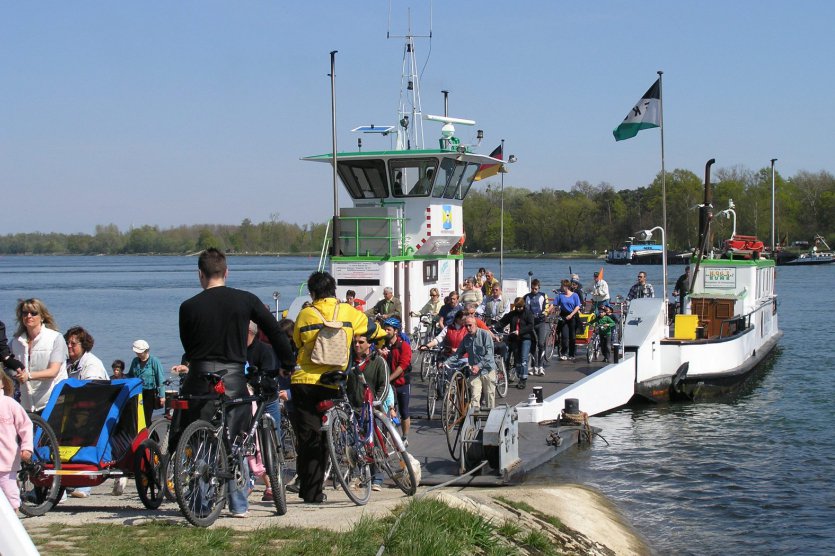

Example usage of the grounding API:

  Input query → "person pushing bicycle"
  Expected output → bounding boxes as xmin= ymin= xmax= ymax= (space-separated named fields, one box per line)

xmin=172 ymin=248 xmax=296 ymax=518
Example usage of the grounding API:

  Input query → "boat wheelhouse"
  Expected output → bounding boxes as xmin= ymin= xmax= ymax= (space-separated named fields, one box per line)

xmin=300 ymin=23 xmax=504 ymax=333
xmin=304 ymin=147 xmax=501 ymax=332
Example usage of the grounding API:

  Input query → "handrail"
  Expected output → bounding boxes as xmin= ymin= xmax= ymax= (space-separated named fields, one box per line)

xmin=318 ymin=218 xmax=331 ymax=272
xmin=335 ymin=215 xmax=408 ymax=257
xmin=715 ymin=299 xmax=773 ymax=339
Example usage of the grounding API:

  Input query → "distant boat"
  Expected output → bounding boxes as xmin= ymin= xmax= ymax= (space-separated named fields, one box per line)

xmin=784 ymin=235 xmax=834 ymax=265
xmin=606 ymin=237 xmax=689 ymax=265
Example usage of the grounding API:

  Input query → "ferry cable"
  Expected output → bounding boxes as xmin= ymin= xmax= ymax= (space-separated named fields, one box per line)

xmin=375 ymin=459 xmax=489 ymax=556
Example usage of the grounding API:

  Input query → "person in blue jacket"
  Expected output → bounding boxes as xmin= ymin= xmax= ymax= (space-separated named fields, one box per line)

xmin=127 ymin=339 xmax=165 ymax=426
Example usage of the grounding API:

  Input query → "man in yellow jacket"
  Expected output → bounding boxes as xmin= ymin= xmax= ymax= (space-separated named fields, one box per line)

xmin=292 ymin=271 xmax=386 ymax=504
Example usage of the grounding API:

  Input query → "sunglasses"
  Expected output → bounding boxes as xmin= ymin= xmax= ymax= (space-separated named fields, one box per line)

xmin=22 ymin=310 xmax=40 ymax=317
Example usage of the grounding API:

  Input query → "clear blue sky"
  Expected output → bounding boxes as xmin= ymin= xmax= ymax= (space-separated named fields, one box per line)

xmin=2 ymin=1 xmax=832 ymax=235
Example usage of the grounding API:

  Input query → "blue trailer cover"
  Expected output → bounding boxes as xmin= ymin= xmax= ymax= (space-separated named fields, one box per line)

xmin=39 ymin=378 xmax=144 ymax=466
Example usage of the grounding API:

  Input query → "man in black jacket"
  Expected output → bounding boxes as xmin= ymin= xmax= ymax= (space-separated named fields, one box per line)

xmin=173 ymin=248 xmax=295 ymax=517
xmin=498 ymin=298 xmax=536 ymax=389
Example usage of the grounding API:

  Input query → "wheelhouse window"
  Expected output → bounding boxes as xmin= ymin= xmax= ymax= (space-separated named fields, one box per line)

xmin=389 ymin=158 xmax=438 ymax=197
xmin=432 ymin=158 xmax=480 ymax=199
xmin=337 ymin=159 xmax=389 ymax=199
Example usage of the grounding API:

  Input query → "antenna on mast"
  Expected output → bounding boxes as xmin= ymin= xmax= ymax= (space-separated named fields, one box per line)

xmin=388 ymin=3 xmax=432 ymax=150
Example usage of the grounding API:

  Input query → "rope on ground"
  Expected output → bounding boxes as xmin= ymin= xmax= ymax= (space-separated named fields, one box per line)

xmin=375 ymin=460 xmax=489 ymax=556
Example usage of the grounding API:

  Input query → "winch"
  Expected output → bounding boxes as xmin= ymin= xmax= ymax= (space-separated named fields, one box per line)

xmin=459 ymin=404 xmax=521 ymax=480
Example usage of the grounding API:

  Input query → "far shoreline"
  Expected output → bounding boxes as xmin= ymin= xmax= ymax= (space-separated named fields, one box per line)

xmin=0 ymin=251 xmax=607 ymax=260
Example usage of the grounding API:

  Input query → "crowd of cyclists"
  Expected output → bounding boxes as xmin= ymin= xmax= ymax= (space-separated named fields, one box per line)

xmin=1 ymin=252 xmax=650 ymax=522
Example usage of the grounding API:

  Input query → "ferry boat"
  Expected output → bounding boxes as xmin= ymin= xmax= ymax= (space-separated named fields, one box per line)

xmin=519 ymin=159 xmax=783 ymax=421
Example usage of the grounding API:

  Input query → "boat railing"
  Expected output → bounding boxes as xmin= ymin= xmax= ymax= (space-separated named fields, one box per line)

xmin=335 ymin=215 xmax=408 ymax=258
xmin=715 ymin=300 xmax=773 ymax=339
xmin=318 ymin=219 xmax=331 ymax=272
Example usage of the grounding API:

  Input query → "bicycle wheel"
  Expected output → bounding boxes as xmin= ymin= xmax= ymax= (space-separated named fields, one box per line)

xmin=258 ymin=416 xmax=287 ymax=516
xmin=134 ymin=439 xmax=164 ymax=509
xmin=587 ymin=335 xmax=599 ymax=363
xmin=544 ymin=327 xmax=557 ymax=361
xmin=372 ymin=412 xmax=417 ymax=495
xmin=494 ymin=357 xmax=508 ymax=398
xmin=426 ymin=373 xmax=438 ymax=420
xmin=442 ymin=372 xmax=468 ymax=461
xmin=147 ymin=417 xmax=170 ymax=455
xmin=162 ymin=453 xmax=176 ymax=502
xmin=173 ymin=419 xmax=228 ymax=527
xmin=324 ymin=407 xmax=371 ymax=506
xmin=419 ymin=351 xmax=433 ymax=381
xmin=18 ymin=413 xmax=62 ymax=517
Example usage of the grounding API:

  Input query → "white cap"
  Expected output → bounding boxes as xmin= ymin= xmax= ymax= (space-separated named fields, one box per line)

xmin=132 ymin=339 xmax=150 ymax=353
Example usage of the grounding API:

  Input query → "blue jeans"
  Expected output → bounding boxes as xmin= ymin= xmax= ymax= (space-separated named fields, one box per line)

xmin=265 ymin=399 xmax=282 ymax=439
xmin=228 ymin=461 xmax=250 ymax=514
xmin=516 ymin=338 xmax=531 ymax=380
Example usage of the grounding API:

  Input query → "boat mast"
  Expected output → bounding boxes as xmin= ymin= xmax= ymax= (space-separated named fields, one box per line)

xmin=689 ymin=158 xmax=715 ymax=294
xmin=770 ymin=158 xmax=777 ymax=254
xmin=388 ymin=7 xmax=430 ymax=150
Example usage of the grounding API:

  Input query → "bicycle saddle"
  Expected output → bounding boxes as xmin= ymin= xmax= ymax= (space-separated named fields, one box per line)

xmin=319 ymin=369 xmax=349 ymax=386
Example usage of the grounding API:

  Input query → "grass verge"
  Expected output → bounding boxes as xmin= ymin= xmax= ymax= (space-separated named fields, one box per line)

xmin=27 ymin=498 xmax=540 ymax=556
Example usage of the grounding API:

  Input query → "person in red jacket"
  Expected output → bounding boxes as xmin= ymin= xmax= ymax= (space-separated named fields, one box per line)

xmin=379 ymin=317 xmax=412 ymax=445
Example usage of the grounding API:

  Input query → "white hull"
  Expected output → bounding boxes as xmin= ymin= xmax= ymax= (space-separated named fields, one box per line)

xmin=519 ymin=293 xmax=781 ymax=421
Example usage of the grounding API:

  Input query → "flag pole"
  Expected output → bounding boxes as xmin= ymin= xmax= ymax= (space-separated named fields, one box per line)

xmin=330 ymin=51 xmax=339 ymax=257
xmin=658 ymin=69 xmax=667 ymax=302
xmin=499 ymin=138 xmax=505 ymax=285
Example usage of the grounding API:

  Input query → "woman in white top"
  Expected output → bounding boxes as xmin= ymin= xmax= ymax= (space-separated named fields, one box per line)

xmin=64 ymin=326 xmax=109 ymax=381
xmin=10 ymin=298 xmax=68 ymax=412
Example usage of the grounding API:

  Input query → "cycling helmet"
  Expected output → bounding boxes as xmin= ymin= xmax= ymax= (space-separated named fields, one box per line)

xmin=382 ymin=317 xmax=401 ymax=330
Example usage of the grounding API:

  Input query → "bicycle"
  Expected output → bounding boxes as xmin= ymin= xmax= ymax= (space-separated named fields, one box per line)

xmin=586 ymin=326 xmax=602 ymax=363
xmin=147 ymin=378 xmax=179 ymax=501
xmin=422 ymin=347 xmax=444 ymax=419
xmin=318 ymin=368 xmax=417 ymax=505
xmin=171 ymin=368 xmax=287 ymax=527
xmin=542 ymin=312 xmax=563 ymax=362
xmin=441 ymin=367 xmax=472 ymax=461
xmin=413 ymin=314 xmax=438 ymax=380
xmin=16 ymin=413 xmax=62 ymax=517
xmin=493 ymin=353 xmax=508 ymax=398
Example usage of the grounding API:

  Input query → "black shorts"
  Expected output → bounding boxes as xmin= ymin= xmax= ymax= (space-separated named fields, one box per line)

xmin=393 ymin=383 xmax=411 ymax=419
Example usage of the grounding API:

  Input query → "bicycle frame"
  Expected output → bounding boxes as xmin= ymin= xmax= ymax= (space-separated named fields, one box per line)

xmin=173 ymin=373 xmax=278 ymax=488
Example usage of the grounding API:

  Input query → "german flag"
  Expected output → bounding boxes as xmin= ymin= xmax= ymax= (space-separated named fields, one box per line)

xmin=473 ymin=144 xmax=503 ymax=181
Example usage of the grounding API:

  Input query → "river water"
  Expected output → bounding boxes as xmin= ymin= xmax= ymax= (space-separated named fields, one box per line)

xmin=1 ymin=255 xmax=832 ymax=554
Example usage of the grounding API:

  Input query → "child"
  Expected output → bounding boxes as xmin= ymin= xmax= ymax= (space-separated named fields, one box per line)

xmin=591 ymin=308 xmax=617 ymax=362
xmin=110 ymin=359 xmax=125 ymax=380
xmin=1 ymin=372 xmax=33 ymax=512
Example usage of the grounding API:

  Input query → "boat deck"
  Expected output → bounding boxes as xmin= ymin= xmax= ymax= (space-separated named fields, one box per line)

xmin=404 ymin=355 xmax=606 ymax=486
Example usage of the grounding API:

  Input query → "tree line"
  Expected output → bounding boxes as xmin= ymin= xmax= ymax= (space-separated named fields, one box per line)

xmin=462 ymin=166 xmax=834 ymax=254
xmin=0 ymin=218 xmax=329 ymax=255
xmin=0 ymin=165 xmax=831 ymax=255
